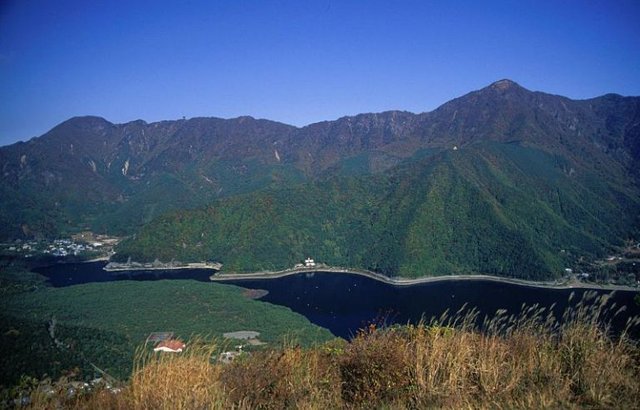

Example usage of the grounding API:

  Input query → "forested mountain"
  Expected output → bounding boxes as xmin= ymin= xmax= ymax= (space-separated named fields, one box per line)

xmin=0 ymin=115 xmax=300 ymax=237
xmin=116 ymin=140 xmax=639 ymax=279
xmin=2 ymin=80 xmax=639 ymax=278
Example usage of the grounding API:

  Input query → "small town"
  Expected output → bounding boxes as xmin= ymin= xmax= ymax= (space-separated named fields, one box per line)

xmin=0 ymin=232 xmax=119 ymax=260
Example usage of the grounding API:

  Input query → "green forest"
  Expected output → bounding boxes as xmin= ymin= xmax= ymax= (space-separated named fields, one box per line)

xmin=0 ymin=261 xmax=332 ymax=386
xmin=116 ymin=142 xmax=640 ymax=281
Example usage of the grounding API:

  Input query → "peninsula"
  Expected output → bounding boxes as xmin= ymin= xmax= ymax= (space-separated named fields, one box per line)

xmin=104 ymin=260 xmax=223 ymax=272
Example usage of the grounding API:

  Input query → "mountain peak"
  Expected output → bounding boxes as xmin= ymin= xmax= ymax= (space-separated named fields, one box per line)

xmin=489 ymin=79 xmax=521 ymax=91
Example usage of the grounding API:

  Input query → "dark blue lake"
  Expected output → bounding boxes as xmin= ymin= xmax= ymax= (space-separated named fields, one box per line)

xmin=34 ymin=261 xmax=214 ymax=286
xmin=35 ymin=262 xmax=640 ymax=339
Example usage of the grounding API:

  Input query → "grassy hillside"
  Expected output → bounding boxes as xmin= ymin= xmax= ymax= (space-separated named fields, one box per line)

xmin=116 ymin=142 xmax=640 ymax=280
xmin=20 ymin=295 xmax=640 ymax=409
xmin=0 ymin=263 xmax=332 ymax=385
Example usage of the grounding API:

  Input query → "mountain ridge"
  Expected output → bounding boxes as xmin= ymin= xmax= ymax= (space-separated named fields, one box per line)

xmin=1 ymin=80 xmax=639 ymax=279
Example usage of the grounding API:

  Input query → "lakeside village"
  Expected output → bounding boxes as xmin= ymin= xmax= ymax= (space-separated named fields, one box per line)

xmin=0 ymin=232 xmax=119 ymax=261
xmin=0 ymin=231 xmax=639 ymax=288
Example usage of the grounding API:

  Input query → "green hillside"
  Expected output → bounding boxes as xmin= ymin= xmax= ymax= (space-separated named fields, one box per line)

xmin=0 ymin=266 xmax=333 ymax=385
xmin=2 ymin=81 xmax=638 ymax=243
xmin=2 ymin=81 xmax=638 ymax=279
xmin=116 ymin=142 xmax=640 ymax=280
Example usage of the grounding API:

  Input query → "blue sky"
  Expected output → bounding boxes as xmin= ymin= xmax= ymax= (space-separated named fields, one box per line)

xmin=1 ymin=0 xmax=639 ymax=146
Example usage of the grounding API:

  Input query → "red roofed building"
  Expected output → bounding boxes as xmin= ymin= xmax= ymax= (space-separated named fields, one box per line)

xmin=153 ymin=339 xmax=186 ymax=353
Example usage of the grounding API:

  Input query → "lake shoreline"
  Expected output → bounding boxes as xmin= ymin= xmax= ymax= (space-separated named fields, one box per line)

xmin=33 ymin=257 xmax=638 ymax=292
xmin=211 ymin=266 xmax=639 ymax=292
xmin=103 ymin=261 xmax=222 ymax=272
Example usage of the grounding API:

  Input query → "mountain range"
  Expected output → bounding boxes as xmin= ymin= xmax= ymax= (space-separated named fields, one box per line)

xmin=1 ymin=80 xmax=639 ymax=279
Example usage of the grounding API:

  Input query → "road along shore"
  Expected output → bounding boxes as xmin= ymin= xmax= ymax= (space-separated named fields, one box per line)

xmin=210 ymin=266 xmax=638 ymax=292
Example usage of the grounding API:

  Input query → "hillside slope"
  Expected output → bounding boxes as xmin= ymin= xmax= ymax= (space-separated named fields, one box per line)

xmin=0 ymin=116 xmax=300 ymax=237
xmin=0 ymin=269 xmax=333 ymax=385
xmin=116 ymin=141 xmax=639 ymax=279
xmin=1 ymin=80 xmax=638 ymax=240
xmin=2 ymin=80 xmax=639 ymax=278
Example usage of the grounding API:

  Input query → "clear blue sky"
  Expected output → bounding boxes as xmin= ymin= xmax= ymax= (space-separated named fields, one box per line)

xmin=1 ymin=0 xmax=639 ymax=146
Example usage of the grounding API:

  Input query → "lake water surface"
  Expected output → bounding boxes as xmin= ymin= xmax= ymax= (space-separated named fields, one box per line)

xmin=35 ymin=262 xmax=640 ymax=339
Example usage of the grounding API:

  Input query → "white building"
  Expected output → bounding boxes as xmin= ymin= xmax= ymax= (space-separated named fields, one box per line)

xmin=304 ymin=257 xmax=316 ymax=267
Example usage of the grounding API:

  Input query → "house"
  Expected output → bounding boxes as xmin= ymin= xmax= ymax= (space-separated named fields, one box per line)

xmin=304 ymin=257 xmax=316 ymax=267
xmin=153 ymin=339 xmax=186 ymax=353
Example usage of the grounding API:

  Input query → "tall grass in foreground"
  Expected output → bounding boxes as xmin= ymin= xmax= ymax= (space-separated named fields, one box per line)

xmin=27 ymin=292 xmax=640 ymax=409
xmin=127 ymin=338 xmax=227 ymax=409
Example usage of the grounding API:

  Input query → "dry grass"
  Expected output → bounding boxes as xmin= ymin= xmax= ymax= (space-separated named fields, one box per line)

xmin=126 ymin=338 xmax=226 ymax=409
xmin=221 ymin=340 xmax=343 ymax=409
xmin=24 ymin=292 xmax=640 ymax=409
xmin=26 ymin=338 xmax=230 ymax=409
